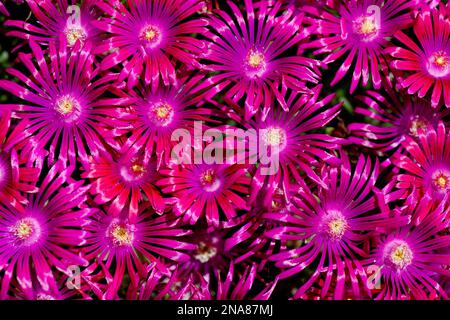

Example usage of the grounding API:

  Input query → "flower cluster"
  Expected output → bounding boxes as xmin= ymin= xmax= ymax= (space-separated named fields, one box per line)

xmin=0 ymin=0 xmax=448 ymax=300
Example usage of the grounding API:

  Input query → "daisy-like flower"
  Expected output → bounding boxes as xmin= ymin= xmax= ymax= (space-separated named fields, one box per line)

xmin=0 ymin=111 xmax=40 ymax=208
xmin=0 ymin=161 xmax=92 ymax=299
xmin=157 ymin=163 xmax=251 ymax=228
xmin=264 ymin=152 xmax=410 ymax=299
xmin=5 ymin=0 xmax=99 ymax=49
xmin=93 ymin=0 xmax=206 ymax=87
xmin=367 ymin=197 xmax=450 ymax=300
xmin=82 ymin=147 xmax=166 ymax=219
xmin=304 ymin=0 xmax=414 ymax=93
xmin=245 ymin=85 xmax=344 ymax=205
xmin=201 ymin=0 xmax=320 ymax=118
xmin=392 ymin=122 xmax=450 ymax=205
xmin=386 ymin=9 xmax=450 ymax=107
xmin=120 ymin=73 xmax=217 ymax=168
xmin=83 ymin=205 xmax=195 ymax=299
xmin=0 ymin=40 xmax=132 ymax=168
xmin=349 ymin=85 xmax=450 ymax=153
xmin=190 ymin=263 xmax=278 ymax=300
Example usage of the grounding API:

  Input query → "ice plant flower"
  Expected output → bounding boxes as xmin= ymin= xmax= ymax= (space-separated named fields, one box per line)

xmin=5 ymin=0 xmax=99 ymax=49
xmin=201 ymin=0 xmax=320 ymax=118
xmin=82 ymin=147 xmax=166 ymax=219
xmin=83 ymin=205 xmax=195 ymax=299
xmin=0 ymin=161 xmax=92 ymax=299
xmin=349 ymin=85 xmax=449 ymax=153
xmin=157 ymin=163 xmax=251 ymax=227
xmin=264 ymin=153 xmax=409 ymax=299
xmin=392 ymin=122 xmax=450 ymax=204
xmin=120 ymin=73 xmax=217 ymax=168
xmin=93 ymin=0 xmax=206 ymax=87
xmin=367 ymin=198 xmax=450 ymax=300
xmin=0 ymin=40 xmax=132 ymax=168
xmin=386 ymin=9 xmax=450 ymax=107
xmin=304 ymin=0 xmax=414 ymax=93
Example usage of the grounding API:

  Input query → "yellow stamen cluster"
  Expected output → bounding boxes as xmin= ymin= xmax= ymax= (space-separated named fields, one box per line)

xmin=110 ymin=224 xmax=134 ymax=246
xmin=385 ymin=241 xmax=413 ymax=270
xmin=65 ymin=26 xmax=87 ymax=47
xmin=56 ymin=95 xmax=79 ymax=115
xmin=13 ymin=220 xmax=34 ymax=240
xmin=432 ymin=171 xmax=450 ymax=192
xmin=194 ymin=242 xmax=217 ymax=263
xmin=263 ymin=127 xmax=286 ymax=147
xmin=200 ymin=169 xmax=216 ymax=185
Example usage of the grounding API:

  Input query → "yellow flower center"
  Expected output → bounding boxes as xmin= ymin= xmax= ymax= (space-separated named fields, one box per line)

xmin=200 ymin=169 xmax=215 ymax=185
xmin=328 ymin=218 xmax=347 ymax=239
xmin=199 ymin=169 xmax=221 ymax=192
xmin=353 ymin=16 xmax=379 ymax=41
xmin=263 ymin=127 xmax=286 ymax=149
xmin=10 ymin=217 xmax=41 ymax=245
xmin=322 ymin=210 xmax=348 ymax=241
xmin=428 ymin=51 xmax=450 ymax=77
xmin=65 ymin=25 xmax=87 ymax=47
xmin=248 ymin=52 xmax=265 ymax=68
xmin=360 ymin=18 xmax=377 ymax=35
xmin=384 ymin=240 xmax=413 ymax=270
xmin=409 ymin=117 xmax=428 ymax=137
xmin=194 ymin=242 xmax=217 ymax=263
xmin=13 ymin=220 xmax=34 ymax=240
xmin=56 ymin=95 xmax=79 ymax=115
xmin=432 ymin=171 xmax=450 ymax=192
xmin=244 ymin=49 xmax=267 ymax=77
xmin=434 ymin=54 xmax=448 ymax=67
xmin=131 ymin=164 xmax=145 ymax=174
xmin=139 ymin=25 xmax=162 ymax=48
xmin=149 ymin=102 xmax=174 ymax=126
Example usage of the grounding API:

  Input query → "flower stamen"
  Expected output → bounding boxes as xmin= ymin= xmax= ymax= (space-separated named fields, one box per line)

xmin=65 ymin=25 xmax=87 ymax=47
xmin=383 ymin=240 xmax=413 ymax=271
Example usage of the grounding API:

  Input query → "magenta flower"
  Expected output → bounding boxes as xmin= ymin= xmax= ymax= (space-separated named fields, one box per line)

xmin=244 ymin=85 xmax=343 ymax=205
xmin=0 ymin=161 xmax=92 ymax=299
xmin=386 ymin=9 xmax=450 ymax=107
xmin=201 ymin=0 xmax=320 ymax=118
xmin=93 ymin=0 xmax=206 ymax=87
xmin=264 ymin=152 xmax=409 ymax=299
xmin=349 ymin=85 xmax=450 ymax=152
xmin=157 ymin=163 xmax=251 ymax=228
xmin=191 ymin=263 xmax=278 ymax=300
xmin=392 ymin=122 xmax=450 ymax=205
xmin=0 ymin=41 xmax=132 ymax=168
xmin=304 ymin=0 xmax=413 ymax=93
xmin=5 ymin=0 xmax=99 ymax=49
xmin=368 ymin=198 xmax=450 ymax=300
xmin=83 ymin=204 xmax=195 ymax=299
xmin=82 ymin=147 xmax=166 ymax=219
xmin=120 ymin=73 xmax=216 ymax=168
